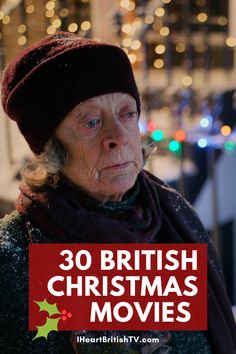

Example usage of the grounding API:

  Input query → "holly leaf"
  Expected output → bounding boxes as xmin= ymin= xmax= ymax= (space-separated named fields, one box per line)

xmin=34 ymin=298 xmax=61 ymax=317
xmin=33 ymin=317 xmax=60 ymax=340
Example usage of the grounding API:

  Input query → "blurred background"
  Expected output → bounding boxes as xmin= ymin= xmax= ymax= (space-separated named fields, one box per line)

xmin=0 ymin=0 xmax=236 ymax=308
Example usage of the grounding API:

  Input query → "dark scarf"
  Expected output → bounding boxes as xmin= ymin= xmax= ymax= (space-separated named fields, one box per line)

xmin=16 ymin=172 xmax=162 ymax=244
xmin=16 ymin=170 xmax=236 ymax=353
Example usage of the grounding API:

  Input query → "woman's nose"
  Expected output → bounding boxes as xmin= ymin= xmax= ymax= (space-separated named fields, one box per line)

xmin=102 ymin=119 xmax=129 ymax=149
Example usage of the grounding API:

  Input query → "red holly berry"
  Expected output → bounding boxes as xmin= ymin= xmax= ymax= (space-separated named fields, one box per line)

xmin=60 ymin=309 xmax=72 ymax=321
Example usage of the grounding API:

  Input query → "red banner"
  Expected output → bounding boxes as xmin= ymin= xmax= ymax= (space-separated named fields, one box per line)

xmin=29 ymin=244 xmax=207 ymax=332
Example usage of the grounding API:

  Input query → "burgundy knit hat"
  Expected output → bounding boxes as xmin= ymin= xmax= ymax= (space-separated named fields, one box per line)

xmin=1 ymin=31 xmax=140 ymax=154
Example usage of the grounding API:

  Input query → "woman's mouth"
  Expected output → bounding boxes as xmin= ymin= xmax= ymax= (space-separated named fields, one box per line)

xmin=103 ymin=162 xmax=131 ymax=170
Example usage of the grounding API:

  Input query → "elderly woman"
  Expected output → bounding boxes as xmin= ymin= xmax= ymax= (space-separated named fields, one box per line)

xmin=0 ymin=32 xmax=235 ymax=354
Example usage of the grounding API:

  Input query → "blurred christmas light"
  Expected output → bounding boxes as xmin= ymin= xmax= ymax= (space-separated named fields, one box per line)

xmin=122 ymin=38 xmax=132 ymax=47
xmin=175 ymin=43 xmax=186 ymax=53
xmin=2 ymin=16 xmax=10 ymax=24
xmin=197 ymin=138 xmax=208 ymax=148
xmin=131 ymin=40 xmax=141 ymax=50
xmin=68 ymin=23 xmax=78 ymax=32
xmin=120 ymin=0 xmax=130 ymax=8
xmin=221 ymin=125 xmax=232 ymax=137
xmin=153 ymin=58 xmax=164 ymax=69
xmin=224 ymin=141 xmax=235 ymax=151
xmin=144 ymin=15 xmax=154 ymax=24
xmin=46 ymin=1 xmax=55 ymax=10
xmin=155 ymin=44 xmax=166 ymax=54
xmin=26 ymin=5 xmax=35 ymax=14
xmin=47 ymin=25 xmax=56 ymax=34
xmin=151 ymin=130 xmax=164 ymax=141
xmin=18 ymin=36 xmax=27 ymax=45
xmin=200 ymin=116 xmax=211 ymax=128
xmin=160 ymin=27 xmax=170 ymax=36
xmin=174 ymin=129 xmax=186 ymax=142
xmin=182 ymin=75 xmax=192 ymax=86
xmin=169 ymin=140 xmax=181 ymax=152
xmin=197 ymin=12 xmax=208 ymax=23
xmin=18 ymin=24 xmax=26 ymax=33
xmin=127 ymin=2 xmax=135 ymax=11
xmin=46 ymin=9 xmax=54 ymax=17
xmin=226 ymin=37 xmax=236 ymax=47
xmin=0 ymin=11 xmax=4 ymax=20
xmin=147 ymin=121 xmax=157 ymax=132
xmin=217 ymin=16 xmax=227 ymax=26
xmin=81 ymin=21 xmax=91 ymax=31
xmin=155 ymin=8 xmax=165 ymax=17
xmin=52 ymin=19 xmax=61 ymax=28
xmin=59 ymin=8 xmax=69 ymax=17
xmin=122 ymin=23 xmax=134 ymax=35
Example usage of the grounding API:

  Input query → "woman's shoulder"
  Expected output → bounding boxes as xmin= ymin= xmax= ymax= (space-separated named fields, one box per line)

xmin=0 ymin=211 xmax=29 ymax=278
xmin=0 ymin=211 xmax=28 ymax=251
xmin=142 ymin=170 xmax=212 ymax=244
xmin=142 ymin=169 xmax=194 ymax=210
xmin=145 ymin=168 xmax=203 ymax=213
xmin=0 ymin=212 xmax=29 ymax=321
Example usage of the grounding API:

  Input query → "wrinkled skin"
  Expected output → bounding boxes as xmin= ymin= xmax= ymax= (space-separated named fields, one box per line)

xmin=55 ymin=93 xmax=143 ymax=202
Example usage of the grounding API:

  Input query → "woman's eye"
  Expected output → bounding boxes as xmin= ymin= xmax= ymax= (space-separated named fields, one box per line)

xmin=84 ymin=118 xmax=100 ymax=129
xmin=121 ymin=111 xmax=138 ymax=119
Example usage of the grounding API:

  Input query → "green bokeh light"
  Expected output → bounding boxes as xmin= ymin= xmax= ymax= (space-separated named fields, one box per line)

xmin=151 ymin=130 xmax=164 ymax=141
xmin=169 ymin=140 xmax=181 ymax=152
xmin=224 ymin=141 xmax=235 ymax=151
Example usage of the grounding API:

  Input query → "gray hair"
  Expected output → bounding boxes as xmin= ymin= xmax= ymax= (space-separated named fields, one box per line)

xmin=22 ymin=136 xmax=69 ymax=189
xmin=22 ymin=136 xmax=156 ymax=190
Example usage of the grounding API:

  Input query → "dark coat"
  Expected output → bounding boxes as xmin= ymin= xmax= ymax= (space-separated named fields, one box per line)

xmin=0 ymin=172 xmax=235 ymax=353
xmin=0 ymin=212 xmax=74 ymax=353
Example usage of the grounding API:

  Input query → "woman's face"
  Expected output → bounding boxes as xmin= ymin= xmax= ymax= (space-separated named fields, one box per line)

xmin=55 ymin=93 xmax=143 ymax=202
